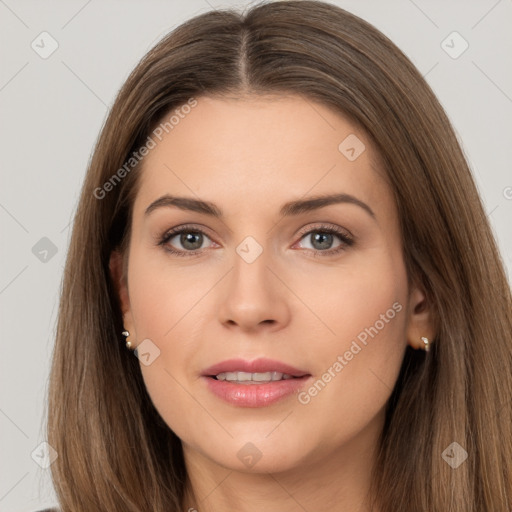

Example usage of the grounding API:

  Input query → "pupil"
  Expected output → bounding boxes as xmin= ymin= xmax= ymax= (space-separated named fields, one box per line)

xmin=181 ymin=232 xmax=202 ymax=250
xmin=312 ymin=232 xmax=332 ymax=250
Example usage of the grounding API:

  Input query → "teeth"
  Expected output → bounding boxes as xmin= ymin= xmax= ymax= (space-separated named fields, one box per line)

xmin=215 ymin=371 xmax=295 ymax=383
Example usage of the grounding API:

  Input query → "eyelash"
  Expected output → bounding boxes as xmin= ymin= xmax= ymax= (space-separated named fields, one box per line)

xmin=157 ymin=223 xmax=354 ymax=258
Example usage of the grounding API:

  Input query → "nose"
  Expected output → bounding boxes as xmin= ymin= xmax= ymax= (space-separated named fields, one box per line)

xmin=217 ymin=245 xmax=291 ymax=333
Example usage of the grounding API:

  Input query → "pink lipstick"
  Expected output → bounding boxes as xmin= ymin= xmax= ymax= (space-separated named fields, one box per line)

xmin=201 ymin=358 xmax=312 ymax=407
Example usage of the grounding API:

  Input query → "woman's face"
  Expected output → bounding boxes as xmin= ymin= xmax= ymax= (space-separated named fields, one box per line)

xmin=113 ymin=94 xmax=430 ymax=475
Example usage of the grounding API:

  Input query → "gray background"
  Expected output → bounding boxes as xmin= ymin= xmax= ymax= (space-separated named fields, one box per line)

xmin=1 ymin=0 xmax=511 ymax=510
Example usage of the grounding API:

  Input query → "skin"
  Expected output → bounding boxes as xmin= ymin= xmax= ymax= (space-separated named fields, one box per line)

xmin=110 ymin=94 xmax=434 ymax=512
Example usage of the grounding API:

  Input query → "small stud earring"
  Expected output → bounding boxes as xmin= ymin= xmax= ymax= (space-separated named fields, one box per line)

xmin=122 ymin=330 xmax=133 ymax=350
xmin=420 ymin=336 xmax=430 ymax=352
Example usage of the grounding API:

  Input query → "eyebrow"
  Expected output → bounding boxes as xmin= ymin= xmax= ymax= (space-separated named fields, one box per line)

xmin=144 ymin=193 xmax=375 ymax=219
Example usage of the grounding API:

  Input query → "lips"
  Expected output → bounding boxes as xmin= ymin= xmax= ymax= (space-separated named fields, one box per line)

xmin=201 ymin=358 xmax=312 ymax=407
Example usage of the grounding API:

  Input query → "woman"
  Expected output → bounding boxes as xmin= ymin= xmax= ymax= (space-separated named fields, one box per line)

xmin=46 ymin=1 xmax=512 ymax=511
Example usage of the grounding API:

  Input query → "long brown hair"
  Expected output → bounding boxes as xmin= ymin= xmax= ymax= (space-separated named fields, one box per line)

xmin=47 ymin=1 xmax=512 ymax=510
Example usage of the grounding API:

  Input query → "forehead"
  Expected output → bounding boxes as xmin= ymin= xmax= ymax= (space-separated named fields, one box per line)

xmin=133 ymin=94 xmax=391 ymax=218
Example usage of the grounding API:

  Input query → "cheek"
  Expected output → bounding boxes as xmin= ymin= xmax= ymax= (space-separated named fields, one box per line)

xmin=292 ymin=250 xmax=408 ymax=445
xmin=126 ymin=248 xmax=221 ymax=441
xmin=127 ymin=246 xmax=214 ymax=339
xmin=295 ymin=244 xmax=407 ymax=348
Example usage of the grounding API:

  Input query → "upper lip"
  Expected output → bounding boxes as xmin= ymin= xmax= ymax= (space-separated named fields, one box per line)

xmin=202 ymin=358 xmax=310 ymax=377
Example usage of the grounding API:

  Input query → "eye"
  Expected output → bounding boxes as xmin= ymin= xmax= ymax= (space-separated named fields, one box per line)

xmin=294 ymin=223 xmax=354 ymax=257
xmin=158 ymin=225 xmax=215 ymax=256
xmin=157 ymin=223 xmax=354 ymax=258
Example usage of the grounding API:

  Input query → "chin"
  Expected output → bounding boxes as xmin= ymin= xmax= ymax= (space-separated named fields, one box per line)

xmin=186 ymin=431 xmax=314 ymax=474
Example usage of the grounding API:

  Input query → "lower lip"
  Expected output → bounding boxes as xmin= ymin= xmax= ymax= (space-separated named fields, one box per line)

xmin=203 ymin=376 xmax=311 ymax=407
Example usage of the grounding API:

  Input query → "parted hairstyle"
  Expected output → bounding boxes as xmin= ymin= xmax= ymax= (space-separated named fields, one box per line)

xmin=47 ymin=1 xmax=512 ymax=510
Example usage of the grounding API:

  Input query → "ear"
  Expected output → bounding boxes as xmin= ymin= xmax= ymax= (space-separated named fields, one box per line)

xmin=406 ymin=284 xmax=436 ymax=350
xmin=109 ymin=250 xmax=135 ymax=337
